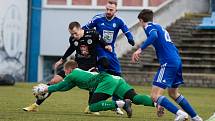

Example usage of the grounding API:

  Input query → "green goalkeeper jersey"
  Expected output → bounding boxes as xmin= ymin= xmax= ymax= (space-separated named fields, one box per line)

xmin=48 ymin=68 xmax=109 ymax=92
xmin=48 ymin=68 xmax=132 ymax=98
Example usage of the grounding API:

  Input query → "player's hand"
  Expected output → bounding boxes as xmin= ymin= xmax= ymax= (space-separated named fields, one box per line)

xmin=128 ymin=40 xmax=135 ymax=46
xmin=105 ymin=45 xmax=112 ymax=52
xmin=54 ymin=59 xmax=63 ymax=69
xmin=132 ymin=48 xmax=142 ymax=63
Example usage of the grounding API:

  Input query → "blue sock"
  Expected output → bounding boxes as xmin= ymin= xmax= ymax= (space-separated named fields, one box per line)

xmin=176 ymin=95 xmax=197 ymax=118
xmin=157 ymin=96 xmax=179 ymax=114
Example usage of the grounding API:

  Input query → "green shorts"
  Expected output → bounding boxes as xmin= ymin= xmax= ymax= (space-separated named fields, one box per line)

xmin=94 ymin=74 xmax=133 ymax=99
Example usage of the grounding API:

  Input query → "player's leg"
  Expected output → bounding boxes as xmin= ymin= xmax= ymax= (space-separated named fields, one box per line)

xmin=92 ymin=77 xmax=132 ymax=117
xmin=168 ymin=88 xmax=202 ymax=121
xmin=97 ymin=56 xmax=124 ymax=115
xmin=168 ymin=87 xmax=203 ymax=121
xmin=89 ymin=93 xmax=132 ymax=118
xmin=152 ymin=63 xmax=188 ymax=120
xmin=168 ymin=62 xmax=202 ymax=121
xmin=106 ymin=54 xmax=124 ymax=115
xmin=84 ymin=91 xmax=100 ymax=115
xmin=89 ymin=93 xmax=113 ymax=112
xmin=124 ymin=89 xmax=154 ymax=106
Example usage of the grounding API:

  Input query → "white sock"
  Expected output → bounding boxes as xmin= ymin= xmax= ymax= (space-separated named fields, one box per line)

xmin=176 ymin=110 xmax=187 ymax=116
xmin=192 ymin=115 xmax=203 ymax=121
xmin=116 ymin=100 xmax=125 ymax=108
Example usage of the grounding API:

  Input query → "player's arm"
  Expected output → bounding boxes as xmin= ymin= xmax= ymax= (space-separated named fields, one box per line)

xmin=140 ymin=30 xmax=157 ymax=50
xmin=47 ymin=76 xmax=75 ymax=93
xmin=95 ymin=31 xmax=112 ymax=52
xmin=132 ymin=30 xmax=158 ymax=63
xmin=54 ymin=37 xmax=75 ymax=69
xmin=119 ymin=19 xmax=135 ymax=46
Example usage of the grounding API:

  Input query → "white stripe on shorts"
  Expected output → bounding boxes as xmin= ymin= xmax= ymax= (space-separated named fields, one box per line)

xmin=157 ymin=63 xmax=167 ymax=83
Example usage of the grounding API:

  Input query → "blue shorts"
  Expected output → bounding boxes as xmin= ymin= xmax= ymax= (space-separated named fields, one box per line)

xmin=96 ymin=47 xmax=121 ymax=75
xmin=153 ymin=61 xmax=184 ymax=89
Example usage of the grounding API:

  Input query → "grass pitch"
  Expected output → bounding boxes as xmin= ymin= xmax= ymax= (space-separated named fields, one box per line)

xmin=0 ymin=83 xmax=214 ymax=121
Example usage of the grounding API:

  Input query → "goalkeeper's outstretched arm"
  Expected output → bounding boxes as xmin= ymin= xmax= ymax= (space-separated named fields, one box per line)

xmin=47 ymin=79 xmax=75 ymax=93
xmin=34 ymin=79 xmax=75 ymax=95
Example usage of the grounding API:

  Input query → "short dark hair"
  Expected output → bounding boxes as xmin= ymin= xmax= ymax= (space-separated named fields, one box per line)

xmin=138 ymin=9 xmax=153 ymax=22
xmin=108 ymin=0 xmax=117 ymax=6
xmin=69 ymin=21 xmax=81 ymax=30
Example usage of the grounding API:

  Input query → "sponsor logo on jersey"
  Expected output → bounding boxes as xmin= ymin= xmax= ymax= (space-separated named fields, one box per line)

xmin=101 ymin=23 xmax=105 ymax=26
xmin=87 ymin=39 xmax=93 ymax=44
xmin=113 ymin=23 xmax=116 ymax=28
xmin=85 ymin=35 xmax=92 ymax=38
xmin=103 ymin=30 xmax=114 ymax=43
xmin=74 ymin=41 xmax=79 ymax=46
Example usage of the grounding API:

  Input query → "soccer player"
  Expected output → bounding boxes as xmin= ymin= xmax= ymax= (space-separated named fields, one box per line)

xmin=132 ymin=9 xmax=203 ymax=121
xmin=82 ymin=0 xmax=135 ymax=114
xmin=33 ymin=60 xmax=159 ymax=118
xmin=23 ymin=21 xmax=112 ymax=113
xmin=82 ymin=0 xmax=135 ymax=76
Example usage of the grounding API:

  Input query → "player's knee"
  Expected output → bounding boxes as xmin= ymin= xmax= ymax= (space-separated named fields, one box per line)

xmin=169 ymin=93 xmax=180 ymax=100
xmin=150 ymin=94 xmax=159 ymax=102
xmin=168 ymin=91 xmax=180 ymax=100
xmin=97 ymin=57 xmax=109 ymax=69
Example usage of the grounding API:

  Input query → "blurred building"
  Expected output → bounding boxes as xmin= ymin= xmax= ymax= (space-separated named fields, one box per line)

xmin=0 ymin=0 xmax=209 ymax=83
xmin=0 ymin=0 xmax=28 ymax=84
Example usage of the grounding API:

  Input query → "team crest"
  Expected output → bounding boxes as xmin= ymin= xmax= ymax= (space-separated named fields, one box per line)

xmin=113 ymin=23 xmax=116 ymax=28
xmin=74 ymin=41 xmax=79 ymax=46
xmin=87 ymin=39 xmax=92 ymax=44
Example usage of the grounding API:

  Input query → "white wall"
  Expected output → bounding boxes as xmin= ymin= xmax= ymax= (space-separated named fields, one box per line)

xmin=0 ymin=0 xmax=28 ymax=81
xmin=40 ymin=0 xmax=209 ymax=57
xmin=40 ymin=8 xmax=143 ymax=56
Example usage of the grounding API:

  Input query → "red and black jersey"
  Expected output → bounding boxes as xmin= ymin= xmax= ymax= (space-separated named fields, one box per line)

xmin=61 ymin=29 xmax=107 ymax=71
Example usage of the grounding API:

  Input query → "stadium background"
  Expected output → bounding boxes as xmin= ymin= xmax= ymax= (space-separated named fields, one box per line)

xmin=0 ymin=0 xmax=211 ymax=84
xmin=0 ymin=0 xmax=215 ymax=121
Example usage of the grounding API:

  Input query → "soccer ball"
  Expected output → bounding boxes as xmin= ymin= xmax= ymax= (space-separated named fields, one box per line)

xmin=34 ymin=92 xmax=49 ymax=100
xmin=32 ymin=83 xmax=49 ymax=100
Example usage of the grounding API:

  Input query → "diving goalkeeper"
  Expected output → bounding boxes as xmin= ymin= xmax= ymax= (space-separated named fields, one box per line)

xmin=33 ymin=60 xmax=164 ymax=118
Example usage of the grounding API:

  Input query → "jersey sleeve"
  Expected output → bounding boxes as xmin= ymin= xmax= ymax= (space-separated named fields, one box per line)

xmin=145 ymin=25 xmax=157 ymax=36
xmin=82 ymin=15 xmax=98 ymax=29
xmin=140 ymin=29 xmax=158 ymax=50
xmin=119 ymin=19 xmax=134 ymax=41
xmin=47 ymin=78 xmax=75 ymax=93
xmin=61 ymin=37 xmax=75 ymax=60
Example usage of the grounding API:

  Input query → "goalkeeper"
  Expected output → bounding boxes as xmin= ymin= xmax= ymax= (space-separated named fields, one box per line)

xmin=33 ymin=60 xmax=164 ymax=118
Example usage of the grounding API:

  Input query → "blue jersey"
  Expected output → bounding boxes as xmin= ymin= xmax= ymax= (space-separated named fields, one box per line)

xmin=83 ymin=13 xmax=134 ymax=74
xmin=83 ymin=13 xmax=133 ymax=52
xmin=141 ymin=22 xmax=184 ymax=88
xmin=141 ymin=22 xmax=181 ymax=64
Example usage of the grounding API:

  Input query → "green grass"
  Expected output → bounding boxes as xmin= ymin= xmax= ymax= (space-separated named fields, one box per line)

xmin=0 ymin=83 xmax=214 ymax=121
